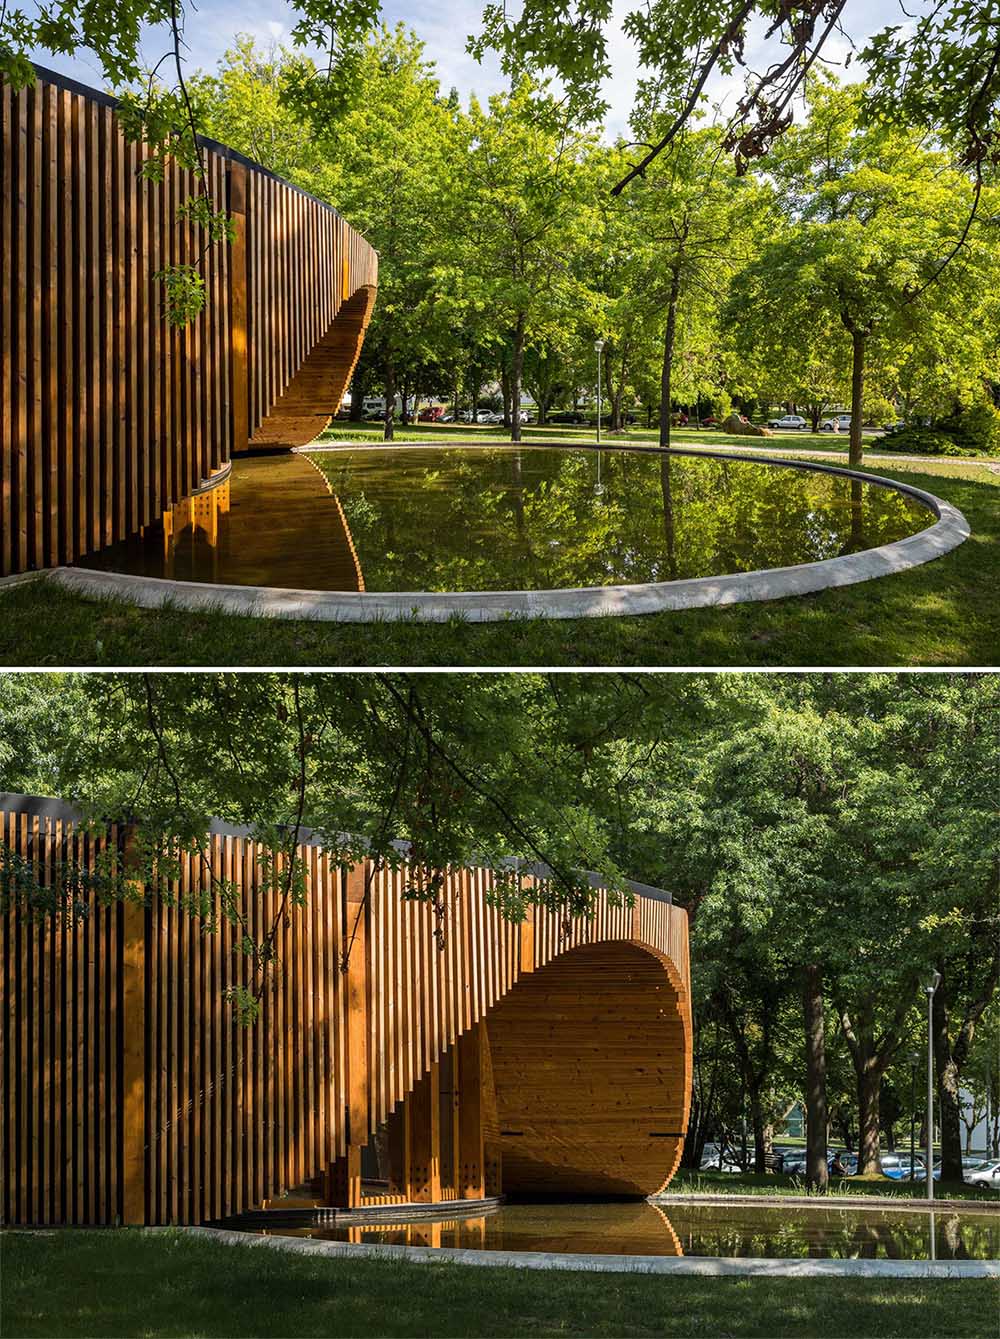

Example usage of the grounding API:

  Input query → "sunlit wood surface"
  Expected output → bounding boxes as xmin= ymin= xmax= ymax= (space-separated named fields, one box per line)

xmin=0 ymin=67 xmax=377 ymax=577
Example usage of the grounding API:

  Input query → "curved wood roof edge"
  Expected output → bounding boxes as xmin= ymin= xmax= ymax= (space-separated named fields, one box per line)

xmin=22 ymin=61 xmax=378 ymax=253
xmin=0 ymin=790 xmax=674 ymax=906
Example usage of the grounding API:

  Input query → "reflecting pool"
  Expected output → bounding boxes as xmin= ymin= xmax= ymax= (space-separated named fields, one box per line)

xmin=240 ymin=1199 xmax=1000 ymax=1262
xmin=79 ymin=445 xmax=931 ymax=593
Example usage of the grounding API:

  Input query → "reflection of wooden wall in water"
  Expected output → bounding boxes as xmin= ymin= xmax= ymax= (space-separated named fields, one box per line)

xmin=0 ymin=794 xmax=691 ymax=1226
xmin=0 ymin=67 xmax=377 ymax=577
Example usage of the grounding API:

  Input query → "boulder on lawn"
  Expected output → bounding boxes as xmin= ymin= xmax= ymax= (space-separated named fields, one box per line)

xmin=721 ymin=413 xmax=774 ymax=437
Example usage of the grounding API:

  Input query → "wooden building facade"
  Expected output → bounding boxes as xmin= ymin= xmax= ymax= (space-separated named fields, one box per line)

xmin=0 ymin=66 xmax=378 ymax=578
xmin=0 ymin=793 xmax=692 ymax=1227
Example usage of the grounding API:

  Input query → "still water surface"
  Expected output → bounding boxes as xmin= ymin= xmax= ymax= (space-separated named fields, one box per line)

xmin=79 ymin=446 xmax=930 ymax=593
xmin=246 ymin=1200 xmax=999 ymax=1262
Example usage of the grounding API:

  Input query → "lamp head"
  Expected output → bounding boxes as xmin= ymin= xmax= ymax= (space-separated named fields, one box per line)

xmin=924 ymin=969 xmax=942 ymax=995
xmin=594 ymin=338 xmax=605 ymax=352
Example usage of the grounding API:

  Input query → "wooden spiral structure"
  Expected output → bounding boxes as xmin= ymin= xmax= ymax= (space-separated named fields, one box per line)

xmin=0 ymin=794 xmax=691 ymax=1226
xmin=0 ymin=66 xmax=378 ymax=577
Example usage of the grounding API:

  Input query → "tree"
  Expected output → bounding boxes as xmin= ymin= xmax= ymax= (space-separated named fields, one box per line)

xmin=314 ymin=26 xmax=462 ymax=441
xmin=620 ymin=128 xmax=764 ymax=447
xmin=456 ymin=79 xmax=596 ymax=443
xmin=728 ymin=82 xmax=992 ymax=465
xmin=190 ymin=39 xmax=333 ymax=191
xmin=618 ymin=673 xmax=1000 ymax=1188
xmin=474 ymin=1 xmax=1000 ymax=194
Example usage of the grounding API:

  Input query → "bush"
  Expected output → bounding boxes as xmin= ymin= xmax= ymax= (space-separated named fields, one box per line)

xmin=880 ymin=404 xmax=1000 ymax=456
xmin=863 ymin=394 xmax=896 ymax=427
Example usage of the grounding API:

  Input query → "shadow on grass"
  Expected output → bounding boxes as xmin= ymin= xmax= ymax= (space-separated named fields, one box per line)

xmin=2 ymin=1230 xmax=997 ymax=1339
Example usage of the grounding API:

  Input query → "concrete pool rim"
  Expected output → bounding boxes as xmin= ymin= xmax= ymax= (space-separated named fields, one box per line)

xmin=21 ymin=444 xmax=972 ymax=624
xmin=140 ymin=1224 xmax=1000 ymax=1278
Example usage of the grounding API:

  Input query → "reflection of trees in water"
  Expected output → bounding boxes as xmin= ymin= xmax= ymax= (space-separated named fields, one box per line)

xmin=667 ymin=1204 xmax=998 ymax=1261
xmin=317 ymin=449 xmax=927 ymax=593
xmin=660 ymin=456 xmax=678 ymax=581
xmin=325 ymin=1203 xmax=999 ymax=1261
xmin=839 ymin=478 xmax=866 ymax=556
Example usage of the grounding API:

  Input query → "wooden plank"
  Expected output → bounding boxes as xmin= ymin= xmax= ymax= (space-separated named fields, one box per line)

xmin=121 ymin=830 xmax=146 ymax=1224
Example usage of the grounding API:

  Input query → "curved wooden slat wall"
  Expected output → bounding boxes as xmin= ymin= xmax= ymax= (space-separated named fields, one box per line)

xmin=0 ymin=798 xmax=691 ymax=1226
xmin=0 ymin=67 xmax=378 ymax=577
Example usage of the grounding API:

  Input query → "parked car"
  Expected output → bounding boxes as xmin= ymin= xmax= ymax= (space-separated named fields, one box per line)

xmin=880 ymin=1153 xmax=925 ymax=1180
xmin=820 ymin=413 xmax=852 ymax=432
xmin=911 ymin=1161 xmax=942 ymax=1182
xmin=965 ymin=1160 xmax=1000 ymax=1186
xmin=768 ymin=414 xmax=808 ymax=430
xmin=549 ymin=411 xmax=588 ymax=425
xmin=882 ymin=420 xmax=907 ymax=435
xmin=362 ymin=396 xmax=386 ymax=419
xmin=777 ymin=1150 xmax=808 ymax=1175
xmin=417 ymin=405 xmax=445 ymax=422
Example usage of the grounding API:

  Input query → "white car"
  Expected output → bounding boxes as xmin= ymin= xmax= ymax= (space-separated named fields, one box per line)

xmin=768 ymin=414 xmax=808 ymax=430
xmin=965 ymin=1159 xmax=1000 ymax=1186
xmin=821 ymin=413 xmax=852 ymax=432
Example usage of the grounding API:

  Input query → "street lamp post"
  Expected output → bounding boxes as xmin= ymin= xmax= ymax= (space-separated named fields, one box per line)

xmin=925 ymin=970 xmax=941 ymax=1200
xmin=594 ymin=339 xmax=605 ymax=446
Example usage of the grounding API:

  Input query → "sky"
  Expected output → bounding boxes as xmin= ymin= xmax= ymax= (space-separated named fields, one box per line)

xmin=29 ymin=0 xmax=913 ymax=140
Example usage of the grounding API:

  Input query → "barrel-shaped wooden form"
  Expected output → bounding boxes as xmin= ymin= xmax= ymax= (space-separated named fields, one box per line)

xmin=0 ymin=796 xmax=691 ymax=1226
xmin=0 ymin=67 xmax=377 ymax=577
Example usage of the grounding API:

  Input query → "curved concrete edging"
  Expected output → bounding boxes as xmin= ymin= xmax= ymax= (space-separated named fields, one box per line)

xmin=46 ymin=446 xmax=970 ymax=625
xmin=154 ymin=1225 xmax=1000 ymax=1279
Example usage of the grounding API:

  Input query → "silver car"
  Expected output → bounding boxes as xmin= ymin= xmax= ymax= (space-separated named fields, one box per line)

xmin=965 ymin=1159 xmax=1000 ymax=1186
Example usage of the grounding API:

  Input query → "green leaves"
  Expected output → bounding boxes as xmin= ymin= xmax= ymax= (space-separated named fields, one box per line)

xmin=153 ymin=264 xmax=206 ymax=327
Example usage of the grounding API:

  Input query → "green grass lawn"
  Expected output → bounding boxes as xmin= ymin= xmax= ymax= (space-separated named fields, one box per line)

xmin=1 ymin=451 xmax=996 ymax=668
xmin=319 ymin=420 xmax=893 ymax=455
xmin=2 ymin=1229 xmax=996 ymax=1339
xmin=667 ymin=1168 xmax=1000 ymax=1202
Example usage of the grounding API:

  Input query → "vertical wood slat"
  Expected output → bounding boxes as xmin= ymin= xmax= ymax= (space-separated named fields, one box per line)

xmin=1 ymin=801 xmax=689 ymax=1226
xmin=1 ymin=68 xmax=377 ymax=574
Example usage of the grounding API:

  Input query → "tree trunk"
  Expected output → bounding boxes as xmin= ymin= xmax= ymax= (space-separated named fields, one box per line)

xmin=383 ymin=362 xmax=396 ymax=443
xmin=510 ymin=315 xmax=526 ymax=444
xmin=848 ymin=329 xmax=866 ymax=468
xmin=349 ymin=366 xmax=366 ymax=422
xmin=857 ymin=1066 xmax=882 ymax=1175
xmin=659 ymin=264 xmax=682 ymax=449
xmin=803 ymin=963 xmax=829 ymax=1192
xmin=933 ymin=986 xmax=964 ymax=1182
xmin=470 ymin=375 xmax=481 ymax=428
xmin=750 ymin=1088 xmax=767 ymax=1174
